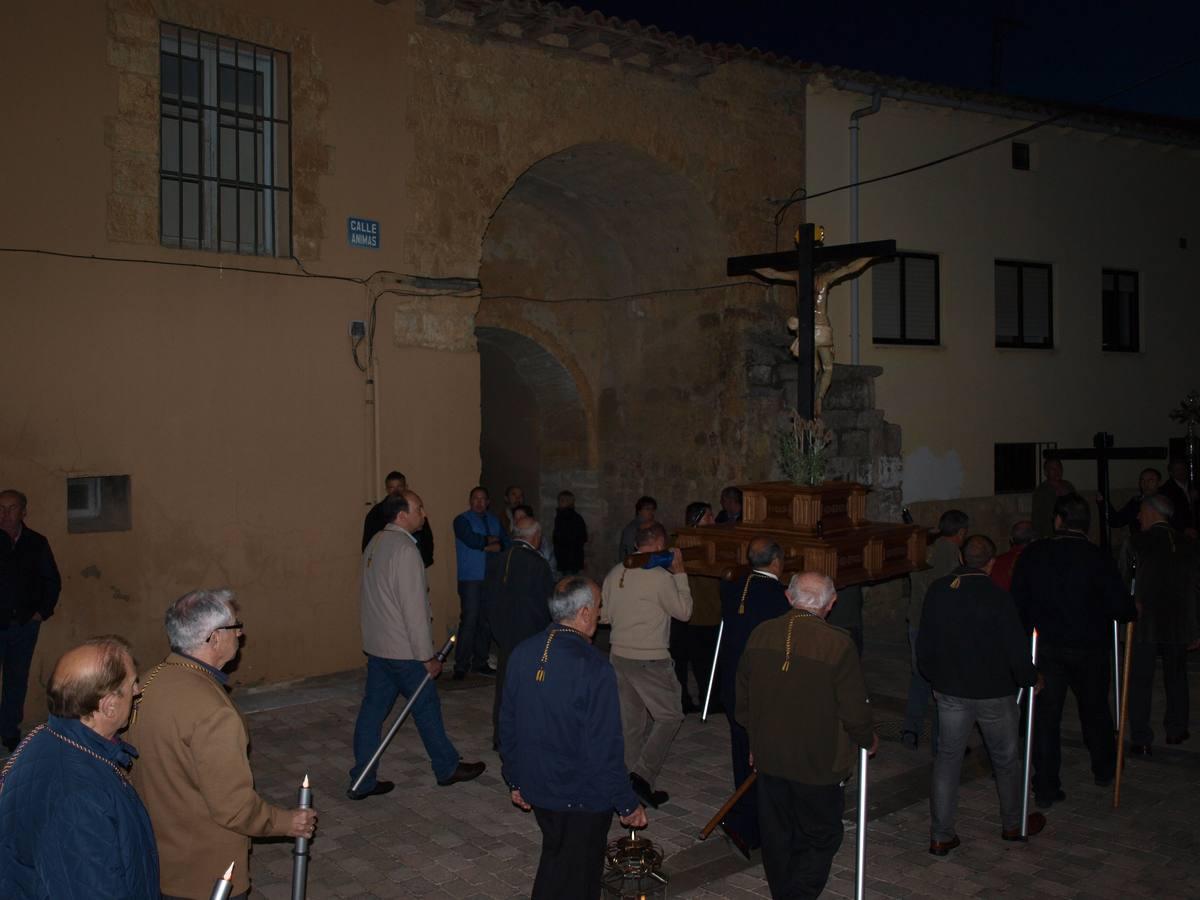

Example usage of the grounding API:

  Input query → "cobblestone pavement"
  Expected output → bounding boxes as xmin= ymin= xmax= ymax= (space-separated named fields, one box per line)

xmin=202 ymin=636 xmax=1200 ymax=898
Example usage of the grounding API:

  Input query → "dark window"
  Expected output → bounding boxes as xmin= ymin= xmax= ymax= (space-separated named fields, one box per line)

xmin=1012 ymin=141 xmax=1031 ymax=170
xmin=994 ymin=442 xmax=1057 ymax=494
xmin=67 ymin=476 xmax=132 ymax=533
xmin=160 ymin=24 xmax=291 ymax=256
xmin=1102 ymin=269 xmax=1139 ymax=352
xmin=872 ymin=253 xmax=940 ymax=345
xmin=995 ymin=260 xmax=1053 ymax=349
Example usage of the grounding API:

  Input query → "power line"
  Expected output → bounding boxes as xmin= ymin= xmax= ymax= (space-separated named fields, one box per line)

xmin=774 ymin=52 xmax=1200 ymax=223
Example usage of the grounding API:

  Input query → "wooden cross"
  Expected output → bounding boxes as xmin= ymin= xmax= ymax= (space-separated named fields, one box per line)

xmin=1045 ymin=432 xmax=1166 ymax=554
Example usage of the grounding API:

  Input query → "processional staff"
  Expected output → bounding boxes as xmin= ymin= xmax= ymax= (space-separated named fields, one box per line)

xmin=1113 ymin=619 xmax=1136 ymax=808
xmin=349 ymin=632 xmax=457 ymax=795
xmin=1020 ymin=630 xmax=1039 ymax=838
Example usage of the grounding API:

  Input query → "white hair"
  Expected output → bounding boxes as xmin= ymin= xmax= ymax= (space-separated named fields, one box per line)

xmin=547 ymin=577 xmax=593 ymax=623
xmin=512 ymin=519 xmax=541 ymax=542
xmin=785 ymin=572 xmax=836 ymax=613
xmin=165 ymin=589 xmax=237 ymax=652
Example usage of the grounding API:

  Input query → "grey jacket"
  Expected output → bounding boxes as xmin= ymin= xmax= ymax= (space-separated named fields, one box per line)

xmin=361 ymin=524 xmax=434 ymax=660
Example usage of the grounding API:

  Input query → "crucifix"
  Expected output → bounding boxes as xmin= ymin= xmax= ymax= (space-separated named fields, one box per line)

xmin=727 ymin=225 xmax=895 ymax=419
xmin=1045 ymin=432 xmax=1167 ymax=555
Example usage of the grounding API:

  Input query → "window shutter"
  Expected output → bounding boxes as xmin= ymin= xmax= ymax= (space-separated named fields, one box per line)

xmin=1022 ymin=266 xmax=1051 ymax=344
xmin=995 ymin=264 xmax=1019 ymax=341
xmin=872 ymin=259 xmax=902 ymax=341
xmin=903 ymin=256 xmax=938 ymax=341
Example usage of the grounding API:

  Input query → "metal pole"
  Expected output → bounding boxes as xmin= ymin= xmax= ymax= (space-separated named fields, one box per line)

xmin=855 ymin=745 xmax=868 ymax=900
xmin=291 ymin=776 xmax=313 ymax=900
xmin=702 ymin=620 xmax=724 ymax=721
xmin=1020 ymin=629 xmax=1039 ymax=837
xmin=209 ymin=862 xmax=235 ymax=900
xmin=349 ymin=633 xmax=456 ymax=794
xmin=1113 ymin=620 xmax=1136 ymax=808
xmin=1111 ymin=620 xmax=1121 ymax=724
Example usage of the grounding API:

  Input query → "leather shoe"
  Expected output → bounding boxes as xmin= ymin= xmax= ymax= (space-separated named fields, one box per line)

xmin=1128 ymin=743 xmax=1152 ymax=756
xmin=1166 ymin=731 xmax=1190 ymax=745
xmin=630 ymin=772 xmax=669 ymax=808
xmin=1034 ymin=789 xmax=1066 ymax=809
xmin=346 ymin=780 xmax=395 ymax=801
xmin=719 ymin=822 xmax=751 ymax=861
xmin=1002 ymin=812 xmax=1046 ymax=841
xmin=437 ymin=761 xmax=486 ymax=786
xmin=929 ymin=836 xmax=960 ymax=856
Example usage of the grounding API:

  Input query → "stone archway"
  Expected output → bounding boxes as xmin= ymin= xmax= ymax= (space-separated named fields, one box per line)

xmin=477 ymin=141 xmax=755 ymax=567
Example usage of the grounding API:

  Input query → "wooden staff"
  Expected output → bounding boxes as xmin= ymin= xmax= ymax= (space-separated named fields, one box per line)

xmin=698 ymin=772 xmax=757 ymax=840
xmin=1113 ymin=620 xmax=1135 ymax=808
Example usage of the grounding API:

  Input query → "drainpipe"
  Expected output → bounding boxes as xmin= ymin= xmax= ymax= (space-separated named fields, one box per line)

xmin=849 ymin=91 xmax=882 ymax=365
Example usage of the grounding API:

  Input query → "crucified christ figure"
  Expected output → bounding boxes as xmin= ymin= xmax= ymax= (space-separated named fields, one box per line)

xmin=787 ymin=255 xmax=880 ymax=418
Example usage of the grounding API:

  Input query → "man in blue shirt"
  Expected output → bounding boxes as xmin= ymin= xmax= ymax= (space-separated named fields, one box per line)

xmin=500 ymin=577 xmax=647 ymax=900
xmin=453 ymin=487 xmax=508 ymax=679
xmin=0 ymin=636 xmax=160 ymax=899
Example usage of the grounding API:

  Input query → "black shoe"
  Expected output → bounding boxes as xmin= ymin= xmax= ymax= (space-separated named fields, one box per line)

xmin=452 ymin=670 xmax=467 ymax=681
xmin=630 ymin=772 xmax=669 ymax=809
xmin=719 ymin=822 xmax=751 ymax=860
xmin=901 ymin=730 xmax=919 ymax=750
xmin=1 ymin=732 xmax=20 ymax=753
xmin=1001 ymin=812 xmax=1046 ymax=842
xmin=1128 ymin=743 xmax=1153 ymax=757
xmin=474 ymin=665 xmax=498 ymax=677
xmin=346 ymin=780 xmax=395 ymax=801
xmin=437 ymin=761 xmax=486 ymax=786
xmin=1034 ymin=789 xmax=1066 ymax=810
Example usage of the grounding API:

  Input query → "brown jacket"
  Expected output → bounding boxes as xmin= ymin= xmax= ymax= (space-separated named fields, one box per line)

xmin=127 ymin=653 xmax=292 ymax=898
xmin=736 ymin=610 xmax=874 ymax=784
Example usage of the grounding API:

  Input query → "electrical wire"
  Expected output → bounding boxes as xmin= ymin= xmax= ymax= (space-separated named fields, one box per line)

xmin=772 ymin=52 xmax=1200 ymax=224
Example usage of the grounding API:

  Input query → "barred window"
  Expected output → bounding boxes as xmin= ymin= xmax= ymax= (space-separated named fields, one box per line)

xmin=995 ymin=260 xmax=1053 ymax=349
xmin=872 ymin=252 xmax=940 ymax=345
xmin=159 ymin=24 xmax=291 ymax=255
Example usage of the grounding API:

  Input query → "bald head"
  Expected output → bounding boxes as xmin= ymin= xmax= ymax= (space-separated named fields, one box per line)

xmin=747 ymin=536 xmax=783 ymax=574
xmin=47 ymin=637 xmax=137 ymax=732
xmin=785 ymin=572 xmax=837 ymax=616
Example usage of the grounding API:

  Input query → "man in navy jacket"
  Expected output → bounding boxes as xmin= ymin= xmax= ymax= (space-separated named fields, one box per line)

xmin=500 ymin=577 xmax=646 ymax=900
xmin=0 ymin=489 xmax=62 ymax=752
xmin=0 ymin=636 xmax=159 ymax=899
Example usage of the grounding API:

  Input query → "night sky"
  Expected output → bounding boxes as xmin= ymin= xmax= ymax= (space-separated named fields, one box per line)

xmin=575 ymin=1 xmax=1200 ymax=120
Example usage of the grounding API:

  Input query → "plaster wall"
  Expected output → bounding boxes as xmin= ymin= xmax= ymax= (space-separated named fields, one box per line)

xmin=804 ymin=80 xmax=1200 ymax=501
xmin=1 ymin=0 xmax=813 ymax=714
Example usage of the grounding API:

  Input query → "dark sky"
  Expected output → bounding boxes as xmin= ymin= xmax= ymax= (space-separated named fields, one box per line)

xmin=575 ymin=1 xmax=1200 ymax=120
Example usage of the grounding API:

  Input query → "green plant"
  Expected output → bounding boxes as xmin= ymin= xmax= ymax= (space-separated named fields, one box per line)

xmin=778 ymin=411 xmax=834 ymax=486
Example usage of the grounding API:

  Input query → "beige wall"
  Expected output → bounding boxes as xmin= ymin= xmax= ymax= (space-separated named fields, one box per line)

xmin=805 ymin=78 xmax=1200 ymax=501
xmin=1 ymin=0 xmax=812 ymax=715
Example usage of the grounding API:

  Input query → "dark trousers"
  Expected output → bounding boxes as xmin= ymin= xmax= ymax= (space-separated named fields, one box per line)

xmin=1129 ymin=641 xmax=1190 ymax=745
xmin=670 ymin=621 xmax=719 ymax=707
xmin=491 ymin=646 xmax=512 ymax=748
xmin=1033 ymin=644 xmax=1115 ymax=797
xmin=723 ymin=707 xmax=761 ymax=848
xmin=757 ymin=772 xmax=844 ymax=900
xmin=0 ymin=620 xmax=41 ymax=742
xmin=531 ymin=807 xmax=612 ymax=900
xmin=454 ymin=580 xmax=491 ymax=674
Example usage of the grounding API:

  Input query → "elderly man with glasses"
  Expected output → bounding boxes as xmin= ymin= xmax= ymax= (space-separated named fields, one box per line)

xmin=126 ymin=589 xmax=318 ymax=900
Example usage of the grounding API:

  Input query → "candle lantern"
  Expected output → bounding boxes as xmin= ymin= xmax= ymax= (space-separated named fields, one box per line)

xmin=600 ymin=830 xmax=668 ymax=898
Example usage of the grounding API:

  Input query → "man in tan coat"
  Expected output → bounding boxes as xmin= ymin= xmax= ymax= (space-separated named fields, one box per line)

xmin=601 ymin=522 xmax=693 ymax=808
xmin=127 ymin=589 xmax=316 ymax=900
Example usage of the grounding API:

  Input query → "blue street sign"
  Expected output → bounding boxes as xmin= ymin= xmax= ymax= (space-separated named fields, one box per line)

xmin=347 ymin=217 xmax=380 ymax=249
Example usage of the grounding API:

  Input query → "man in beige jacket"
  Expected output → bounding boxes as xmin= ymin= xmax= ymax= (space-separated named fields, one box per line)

xmin=349 ymin=490 xmax=485 ymax=798
xmin=127 ymin=589 xmax=316 ymax=900
xmin=601 ymin=522 xmax=693 ymax=808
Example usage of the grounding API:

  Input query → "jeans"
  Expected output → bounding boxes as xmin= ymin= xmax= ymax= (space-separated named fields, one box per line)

xmin=930 ymin=692 xmax=1023 ymax=841
xmin=1128 ymin=641 xmax=1189 ymax=745
xmin=454 ymin=580 xmax=491 ymax=674
xmin=350 ymin=655 xmax=459 ymax=787
xmin=902 ymin=625 xmax=938 ymax=748
xmin=0 ymin=620 xmax=41 ymax=741
xmin=757 ymin=773 xmax=844 ymax=900
xmin=1033 ymin=644 xmax=1115 ymax=798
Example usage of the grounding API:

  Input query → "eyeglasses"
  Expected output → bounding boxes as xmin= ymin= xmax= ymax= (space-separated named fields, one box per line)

xmin=213 ymin=622 xmax=244 ymax=633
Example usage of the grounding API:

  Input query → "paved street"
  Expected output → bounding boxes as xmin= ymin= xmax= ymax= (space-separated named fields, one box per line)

xmin=215 ymin=634 xmax=1197 ymax=898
